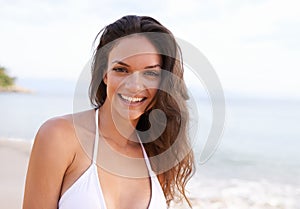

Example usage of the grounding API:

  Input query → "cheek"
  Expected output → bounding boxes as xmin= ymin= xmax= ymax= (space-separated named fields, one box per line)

xmin=150 ymin=88 xmax=158 ymax=97
xmin=148 ymin=89 xmax=159 ymax=106
xmin=151 ymin=81 xmax=160 ymax=97
xmin=106 ymin=75 xmax=124 ymax=96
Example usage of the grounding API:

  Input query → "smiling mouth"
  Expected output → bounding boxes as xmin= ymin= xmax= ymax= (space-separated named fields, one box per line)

xmin=118 ymin=94 xmax=146 ymax=104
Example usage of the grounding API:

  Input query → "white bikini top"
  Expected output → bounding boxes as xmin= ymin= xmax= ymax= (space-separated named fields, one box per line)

xmin=58 ymin=109 xmax=167 ymax=209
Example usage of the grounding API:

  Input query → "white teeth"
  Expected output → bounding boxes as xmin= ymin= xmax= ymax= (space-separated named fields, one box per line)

xmin=120 ymin=94 xmax=144 ymax=102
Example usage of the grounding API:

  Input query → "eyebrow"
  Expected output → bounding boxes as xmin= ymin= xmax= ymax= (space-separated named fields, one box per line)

xmin=112 ymin=60 xmax=161 ymax=69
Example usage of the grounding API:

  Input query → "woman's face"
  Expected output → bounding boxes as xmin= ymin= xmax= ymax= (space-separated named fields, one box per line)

xmin=104 ymin=35 xmax=162 ymax=122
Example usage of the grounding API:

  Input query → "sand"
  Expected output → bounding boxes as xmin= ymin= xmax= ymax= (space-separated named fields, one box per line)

xmin=0 ymin=138 xmax=196 ymax=209
xmin=0 ymin=139 xmax=32 ymax=209
xmin=1 ymin=139 xmax=299 ymax=209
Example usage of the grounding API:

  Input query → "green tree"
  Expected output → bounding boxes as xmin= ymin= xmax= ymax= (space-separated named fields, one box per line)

xmin=0 ymin=66 xmax=15 ymax=87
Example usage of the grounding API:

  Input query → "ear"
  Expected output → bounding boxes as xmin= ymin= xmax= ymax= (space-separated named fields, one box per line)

xmin=103 ymin=73 xmax=107 ymax=85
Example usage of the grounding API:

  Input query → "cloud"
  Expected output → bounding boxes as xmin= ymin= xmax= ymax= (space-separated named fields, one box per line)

xmin=0 ymin=0 xmax=166 ymax=79
xmin=0 ymin=0 xmax=299 ymax=96
xmin=163 ymin=0 xmax=300 ymax=96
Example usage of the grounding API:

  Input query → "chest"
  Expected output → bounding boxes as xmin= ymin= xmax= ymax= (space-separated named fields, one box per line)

xmin=98 ymin=167 xmax=152 ymax=209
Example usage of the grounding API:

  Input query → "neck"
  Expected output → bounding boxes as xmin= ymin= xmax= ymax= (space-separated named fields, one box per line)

xmin=98 ymin=100 xmax=139 ymax=148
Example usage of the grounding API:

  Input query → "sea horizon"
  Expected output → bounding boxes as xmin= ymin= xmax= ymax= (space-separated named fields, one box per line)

xmin=1 ymin=77 xmax=300 ymax=208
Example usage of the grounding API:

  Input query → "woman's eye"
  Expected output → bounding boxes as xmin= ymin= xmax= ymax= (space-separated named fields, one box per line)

xmin=112 ymin=67 xmax=128 ymax=73
xmin=144 ymin=70 xmax=161 ymax=77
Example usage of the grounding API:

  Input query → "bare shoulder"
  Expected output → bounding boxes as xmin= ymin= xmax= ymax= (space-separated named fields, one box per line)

xmin=23 ymin=114 xmax=79 ymax=209
xmin=33 ymin=115 xmax=75 ymax=153
xmin=37 ymin=114 xmax=76 ymax=143
xmin=32 ymin=108 xmax=97 ymax=159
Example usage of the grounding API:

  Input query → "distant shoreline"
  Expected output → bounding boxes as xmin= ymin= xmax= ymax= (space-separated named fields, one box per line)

xmin=0 ymin=85 xmax=33 ymax=93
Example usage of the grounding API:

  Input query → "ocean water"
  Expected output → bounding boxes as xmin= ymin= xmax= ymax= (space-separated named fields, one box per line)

xmin=0 ymin=78 xmax=76 ymax=140
xmin=188 ymin=96 xmax=300 ymax=209
xmin=199 ymin=97 xmax=300 ymax=184
xmin=1 ymin=78 xmax=300 ymax=208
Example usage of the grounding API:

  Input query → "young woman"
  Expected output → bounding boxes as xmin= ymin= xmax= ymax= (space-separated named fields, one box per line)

xmin=23 ymin=15 xmax=195 ymax=209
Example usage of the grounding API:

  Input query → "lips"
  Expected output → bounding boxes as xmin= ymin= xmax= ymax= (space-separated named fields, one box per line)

xmin=118 ymin=94 xmax=146 ymax=104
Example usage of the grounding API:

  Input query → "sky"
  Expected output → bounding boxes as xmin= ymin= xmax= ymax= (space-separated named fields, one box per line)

xmin=0 ymin=0 xmax=300 ymax=97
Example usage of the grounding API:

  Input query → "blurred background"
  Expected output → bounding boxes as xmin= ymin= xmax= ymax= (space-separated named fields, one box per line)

xmin=0 ymin=0 xmax=299 ymax=208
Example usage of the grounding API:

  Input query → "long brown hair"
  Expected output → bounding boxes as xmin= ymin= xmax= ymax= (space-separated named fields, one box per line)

xmin=89 ymin=15 xmax=195 ymax=207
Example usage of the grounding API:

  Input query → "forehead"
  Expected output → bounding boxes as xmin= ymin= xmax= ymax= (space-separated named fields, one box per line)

xmin=108 ymin=35 xmax=159 ymax=62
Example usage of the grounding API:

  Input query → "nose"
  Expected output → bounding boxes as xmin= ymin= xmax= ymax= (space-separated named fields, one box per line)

xmin=124 ymin=72 xmax=144 ymax=92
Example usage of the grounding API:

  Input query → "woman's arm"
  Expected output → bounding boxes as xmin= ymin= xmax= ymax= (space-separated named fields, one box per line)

xmin=23 ymin=117 xmax=76 ymax=209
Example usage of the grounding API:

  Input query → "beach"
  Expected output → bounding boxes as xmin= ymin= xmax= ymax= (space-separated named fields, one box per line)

xmin=1 ymin=82 xmax=300 ymax=209
xmin=1 ymin=138 xmax=299 ymax=209
xmin=0 ymin=138 xmax=32 ymax=209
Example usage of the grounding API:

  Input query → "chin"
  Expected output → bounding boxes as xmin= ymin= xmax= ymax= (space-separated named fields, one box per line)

xmin=113 ymin=108 xmax=144 ymax=123
xmin=125 ymin=111 xmax=143 ymax=122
